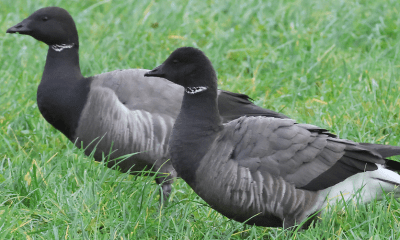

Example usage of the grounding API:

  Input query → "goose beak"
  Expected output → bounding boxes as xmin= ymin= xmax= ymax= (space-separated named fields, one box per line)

xmin=145 ymin=64 xmax=165 ymax=78
xmin=6 ymin=19 xmax=32 ymax=34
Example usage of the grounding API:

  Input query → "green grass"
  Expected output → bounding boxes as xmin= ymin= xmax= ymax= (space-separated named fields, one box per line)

xmin=1 ymin=0 xmax=400 ymax=238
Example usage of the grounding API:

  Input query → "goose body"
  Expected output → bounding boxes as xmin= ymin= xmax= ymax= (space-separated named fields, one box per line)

xmin=6 ymin=7 xmax=288 ymax=200
xmin=145 ymin=47 xmax=400 ymax=228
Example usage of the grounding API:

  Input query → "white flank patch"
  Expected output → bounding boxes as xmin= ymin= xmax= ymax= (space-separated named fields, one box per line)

xmin=185 ymin=86 xmax=208 ymax=94
xmin=318 ymin=164 xmax=400 ymax=209
xmin=51 ymin=43 xmax=74 ymax=52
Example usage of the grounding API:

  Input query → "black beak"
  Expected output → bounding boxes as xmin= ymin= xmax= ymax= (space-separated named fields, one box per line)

xmin=6 ymin=19 xmax=32 ymax=34
xmin=144 ymin=64 xmax=165 ymax=78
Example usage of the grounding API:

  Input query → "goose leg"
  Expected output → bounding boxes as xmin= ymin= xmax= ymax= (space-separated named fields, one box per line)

xmin=155 ymin=175 xmax=173 ymax=204
xmin=154 ymin=161 xmax=176 ymax=204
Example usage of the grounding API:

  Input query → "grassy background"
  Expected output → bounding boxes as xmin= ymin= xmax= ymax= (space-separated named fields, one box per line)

xmin=1 ymin=0 xmax=400 ymax=238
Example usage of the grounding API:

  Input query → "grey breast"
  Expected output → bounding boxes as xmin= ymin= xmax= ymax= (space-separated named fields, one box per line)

xmin=74 ymin=69 xmax=182 ymax=173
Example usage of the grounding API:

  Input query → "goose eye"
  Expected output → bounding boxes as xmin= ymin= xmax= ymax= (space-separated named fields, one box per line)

xmin=173 ymin=59 xmax=179 ymax=64
xmin=42 ymin=16 xmax=49 ymax=21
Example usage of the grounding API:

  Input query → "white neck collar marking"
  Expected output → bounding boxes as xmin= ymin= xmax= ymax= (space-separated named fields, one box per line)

xmin=51 ymin=43 xmax=74 ymax=52
xmin=185 ymin=86 xmax=208 ymax=94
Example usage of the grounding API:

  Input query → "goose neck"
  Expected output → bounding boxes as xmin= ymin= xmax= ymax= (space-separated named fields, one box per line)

xmin=43 ymin=44 xmax=83 ymax=82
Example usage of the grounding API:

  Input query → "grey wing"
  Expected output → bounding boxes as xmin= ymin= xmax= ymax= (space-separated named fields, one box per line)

xmin=230 ymin=117 xmax=385 ymax=189
xmin=91 ymin=69 xmax=183 ymax=117
xmin=216 ymin=90 xmax=290 ymax=121
xmin=74 ymin=69 xmax=179 ymax=172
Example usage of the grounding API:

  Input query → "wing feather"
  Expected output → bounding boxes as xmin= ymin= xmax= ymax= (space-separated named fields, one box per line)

xmin=221 ymin=116 xmax=387 ymax=191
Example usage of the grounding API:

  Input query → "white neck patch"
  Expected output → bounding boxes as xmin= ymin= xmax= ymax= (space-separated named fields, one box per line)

xmin=185 ymin=86 xmax=208 ymax=94
xmin=51 ymin=43 xmax=74 ymax=52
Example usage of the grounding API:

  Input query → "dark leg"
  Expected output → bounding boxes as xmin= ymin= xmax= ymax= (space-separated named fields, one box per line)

xmin=155 ymin=161 xmax=176 ymax=205
xmin=155 ymin=175 xmax=173 ymax=204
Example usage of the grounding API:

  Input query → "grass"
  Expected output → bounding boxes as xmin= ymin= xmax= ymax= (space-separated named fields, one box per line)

xmin=1 ymin=0 xmax=400 ymax=238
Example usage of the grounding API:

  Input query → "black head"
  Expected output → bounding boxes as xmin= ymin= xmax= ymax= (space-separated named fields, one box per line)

xmin=6 ymin=7 xmax=79 ymax=46
xmin=145 ymin=47 xmax=218 ymax=92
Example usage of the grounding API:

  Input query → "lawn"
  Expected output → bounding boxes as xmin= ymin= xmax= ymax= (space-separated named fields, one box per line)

xmin=1 ymin=0 xmax=400 ymax=239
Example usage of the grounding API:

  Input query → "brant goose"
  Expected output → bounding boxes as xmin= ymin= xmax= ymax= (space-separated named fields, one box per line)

xmin=145 ymin=47 xmax=400 ymax=227
xmin=6 ymin=7 xmax=288 ymax=201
